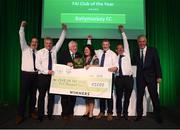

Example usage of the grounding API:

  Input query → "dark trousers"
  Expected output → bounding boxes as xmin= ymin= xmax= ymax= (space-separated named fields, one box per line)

xmin=61 ymin=95 xmax=76 ymax=116
xmin=99 ymin=74 xmax=114 ymax=114
xmin=136 ymin=77 xmax=161 ymax=117
xmin=18 ymin=71 xmax=38 ymax=117
xmin=115 ymin=76 xmax=133 ymax=116
xmin=37 ymin=74 xmax=54 ymax=118
xmin=99 ymin=98 xmax=113 ymax=114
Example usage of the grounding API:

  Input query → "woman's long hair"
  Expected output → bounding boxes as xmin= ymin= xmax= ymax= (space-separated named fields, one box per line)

xmin=83 ymin=45 xmax=96 ymax=58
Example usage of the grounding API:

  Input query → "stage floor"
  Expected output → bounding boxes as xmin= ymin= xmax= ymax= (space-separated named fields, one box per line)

xmin=0 ymin=104 xmax=180 ymax=129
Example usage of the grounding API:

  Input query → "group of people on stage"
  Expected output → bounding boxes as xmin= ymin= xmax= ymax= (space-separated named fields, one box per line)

xmin=16 ymin=21 xmax=162 ymax=124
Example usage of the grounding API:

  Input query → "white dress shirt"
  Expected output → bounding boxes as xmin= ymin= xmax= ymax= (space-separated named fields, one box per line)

xmin=87 ymin=40 xmax=118 ymax=68
xmin=19 ymin=27 xmax=37 ymax=72
xmin=117 ymin=32 xmax=133 ymax=76
xmin=36 ymin=30 xmax=66 ymax=75
xmin=140 ymin=46 xmax=147 ymax=63
xmin=70 ymin=50 xmax=75 ymax=59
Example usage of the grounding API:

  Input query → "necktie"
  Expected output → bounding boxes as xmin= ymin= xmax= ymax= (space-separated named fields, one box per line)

xmin=140 ymin=49 xmax=144 ymax=68
xmin=48 ymin=50 xmax=52 ymax=70
xmin=100 ymin=51 xmax=106 ymax=67
xmin=32 ymin=50 xmax=37 ymax=71
xmin=118 ymin=55 xmax=124 ymax=76
xmin=71 ymin=54 xmax=75 ymax=60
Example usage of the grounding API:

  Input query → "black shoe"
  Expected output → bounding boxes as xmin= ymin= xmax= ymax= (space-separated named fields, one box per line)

xmin=68 ymin=114 xmax=74 ymax=120
xmin=88 ymin=116 xmax=93 ymax=120
xmin=48 ymin=115 xmax=54 ymax=120
xmin=82 ymin=113 xmax=89 ymax=118
xmin=123 ymin=115 xmax=128 ymax=120
xmin=134 ymin=116 xmax=142 ymax=122
xmin=116 ymin=113 xmax=121 ymax=120
xmin=62 ymin=115 xmax=69 ymax=120
xmin=38 ymin=116 xmax=43 ymax=122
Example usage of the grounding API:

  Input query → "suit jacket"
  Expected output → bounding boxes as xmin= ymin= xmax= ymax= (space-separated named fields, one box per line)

xmin=134 ymin=47 xmax=162 ymax=85
xmin=58 ymin=50 xmax=81 ymax=65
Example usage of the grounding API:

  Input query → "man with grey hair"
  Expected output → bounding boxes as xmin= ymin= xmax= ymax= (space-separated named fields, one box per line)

xmin=58 ymin=40 xmax=82 ymax=120
xmin=133 ymin=34 xmax=162 ymax=123
xmin=36 ymin=24 xmax=67 ymax=121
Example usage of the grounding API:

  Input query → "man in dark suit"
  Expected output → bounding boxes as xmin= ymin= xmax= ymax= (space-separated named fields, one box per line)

xmin=58 ymin=40 xmax=81 ymax=120
xmin=133 ymin=35 xmax=162 ymax=123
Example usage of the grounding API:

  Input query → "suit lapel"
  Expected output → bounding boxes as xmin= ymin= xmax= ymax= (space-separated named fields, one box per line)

xmin=67 ymin=51 xmax=73 ymax=61
xmin=75 ymin=53 xmax=78 ymax=58
xmin=137 ymin=49 xmax=141 ymax=63
xmin=75 ymin=52 xmax=80 ymax=58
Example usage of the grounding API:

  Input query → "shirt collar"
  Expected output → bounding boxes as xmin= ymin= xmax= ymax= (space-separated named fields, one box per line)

xmin=103 ymin=49 xmax=110 ymax=53
xmin=45 ymin=48 xmax=52 ymax=52
xmin=118 ymin=52 xmax=125 ymax=57
xmin=31 ymin=48 xmax=37 ymax=52
xmin=69 ymin=50 xmax=74 ymax=55
xmin=144 ymin=46 xmax=147 ymax=52
xmin=140 ymin=46 xmax=147 ymax=53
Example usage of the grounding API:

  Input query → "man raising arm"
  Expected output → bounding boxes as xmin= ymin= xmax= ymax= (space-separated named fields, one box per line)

xmin=36 ymin=24 xmax=67 ymax=121
xmin=16 ymin=21 xmax=39 ymax=124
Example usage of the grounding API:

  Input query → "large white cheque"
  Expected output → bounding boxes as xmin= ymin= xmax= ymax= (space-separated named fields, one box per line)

xmin=50 ymin=64 xmax=113 ymax=98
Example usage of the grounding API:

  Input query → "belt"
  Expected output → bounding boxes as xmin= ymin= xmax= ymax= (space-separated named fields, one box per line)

xmin=117 ymin=75 xmax=133 ymax=78
xmin=39 ymin=74 xmax=51 ymax=77
xmin=22 ymin=71 xmax=38 ymax=74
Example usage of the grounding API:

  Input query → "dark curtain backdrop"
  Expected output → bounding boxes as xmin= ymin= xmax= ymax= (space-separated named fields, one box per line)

xmin=0 ymin=0 xmax=179 ymax=106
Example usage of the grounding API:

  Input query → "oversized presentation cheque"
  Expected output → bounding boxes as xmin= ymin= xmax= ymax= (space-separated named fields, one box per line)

xmin=49 ymin=64 xmax=113 ymax=98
